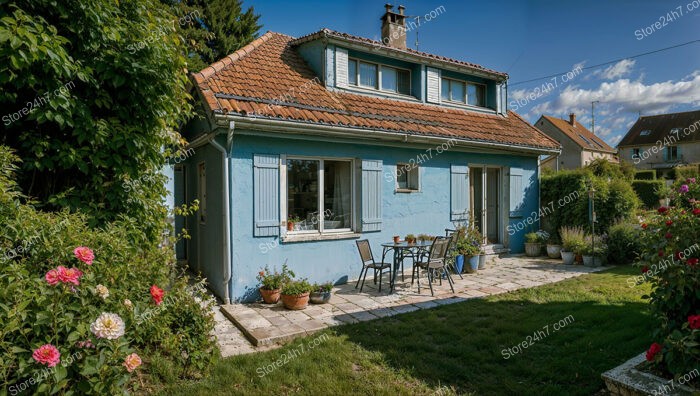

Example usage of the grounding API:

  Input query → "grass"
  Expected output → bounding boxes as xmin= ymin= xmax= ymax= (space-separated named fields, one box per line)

xmin=153 ymin=265 xmax=652 ymax=396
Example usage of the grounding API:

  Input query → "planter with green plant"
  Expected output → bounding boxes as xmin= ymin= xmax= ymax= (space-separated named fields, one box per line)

xmin=280 ymin=279 xmax=313 ymax=310
xmin=546 ymin=235 xmax=562 ymax=259
xmin=524 ymin=232 xmax=541 ymax=257
xmin=417 ymin=234 xmax=433 ymax=243
xmin=655 ymin=183 xmax=671 ymax=208
xmin=582 ymin=235 xmax=606 ymax=267
xmin=287 ymin=215 xmax=301 ymax=231
xmin=560 ymin=226 xmax=586 ymax=265
xmin=405 ymin=234 xmax=416 ymax=244
xmin=309 ymin=282 xmax=333 ymax=304
xmin=257 ymin=264 xmax=294 ymax=304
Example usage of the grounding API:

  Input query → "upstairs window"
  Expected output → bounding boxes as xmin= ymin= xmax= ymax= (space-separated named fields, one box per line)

xmin=632 ymin=148 xmax=640 ymax=158
xmin=640 ymin=130 xmax=652 ymax=136
xmin=348 ymin=58 xmax=410 ymax=95
xmin=441 ymin=78 xmax=486 ymax=107
xmin=666 ymin=146 xmax=679 ymax=161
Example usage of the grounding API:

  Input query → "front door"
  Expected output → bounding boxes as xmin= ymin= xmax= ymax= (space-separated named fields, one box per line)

xmin=470 ymin=166 xmax=501 ymax=245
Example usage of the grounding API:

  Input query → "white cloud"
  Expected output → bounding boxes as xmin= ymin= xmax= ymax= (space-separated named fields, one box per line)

xmin=608 ymin=134 xmax=623 ymax=146
xmin=594 ymin=59 xmax=636 ymax=80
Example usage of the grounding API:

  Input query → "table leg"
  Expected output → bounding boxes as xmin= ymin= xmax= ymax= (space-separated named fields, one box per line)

xmin=390 ymin=249 xmax=401 ymax=293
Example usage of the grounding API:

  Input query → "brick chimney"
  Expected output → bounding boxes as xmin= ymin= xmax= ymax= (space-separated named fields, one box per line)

xmin=381 ymin=4 xmax=407 ymax=49
xmin=569 ymin=113 xmax=576 ymax=126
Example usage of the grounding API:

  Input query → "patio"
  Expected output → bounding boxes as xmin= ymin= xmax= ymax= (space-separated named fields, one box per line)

xmin=219 ymin=255 xmax=610 ymax=349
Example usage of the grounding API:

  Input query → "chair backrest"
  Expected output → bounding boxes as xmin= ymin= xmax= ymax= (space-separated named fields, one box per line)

xmin=428 ymin=237 xmax=449 ymax=261
xmin=355 ymin=239 xmax=374 ymax=264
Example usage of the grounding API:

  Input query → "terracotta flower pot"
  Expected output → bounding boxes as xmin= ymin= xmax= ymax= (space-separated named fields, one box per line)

xmin=281 ymin=292 xmax=310 ymax=310
xmin=287 ymin=222 xmax=294 ymax=231
xmin=259 ymin=288 xmax=281 ymax=304
xmin=393 ymin=236 xmax=400 ymax=244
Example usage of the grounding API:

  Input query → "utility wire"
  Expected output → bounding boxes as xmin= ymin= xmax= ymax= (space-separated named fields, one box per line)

xmin=509 ymin=39 xmax=700 ymax=86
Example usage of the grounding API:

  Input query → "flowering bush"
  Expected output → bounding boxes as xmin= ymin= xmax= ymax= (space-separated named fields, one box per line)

xmin=0 ymin=149 xmax=216 ymax=394
xmin=636 ymin=177 xmax=700 ymax=377
xmin=256 ymin=264 xmax=294 ymax=290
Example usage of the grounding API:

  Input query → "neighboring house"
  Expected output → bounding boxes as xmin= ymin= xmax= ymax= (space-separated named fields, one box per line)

xmin=176 ymin=5 xmax=560 ymax=303
xmin=535 ymin=114 xmax=617 ymax=170
xmin=617 ymin=110 xmax=700 ymax=177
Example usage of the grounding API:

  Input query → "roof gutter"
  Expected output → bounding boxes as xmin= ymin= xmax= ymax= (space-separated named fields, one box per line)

xmin=214 ymin=114 xmax=560 ymax=156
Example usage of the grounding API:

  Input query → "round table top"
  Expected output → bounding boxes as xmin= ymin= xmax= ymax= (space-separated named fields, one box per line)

xmin=380 ymin=240 xmax=433 ymax=248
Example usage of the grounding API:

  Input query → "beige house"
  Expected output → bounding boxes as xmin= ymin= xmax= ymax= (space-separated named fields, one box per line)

xmin=617 ymin=110 xmax=700 ymax=178
xmin=535 ymin=114 xmax=617 ymax=170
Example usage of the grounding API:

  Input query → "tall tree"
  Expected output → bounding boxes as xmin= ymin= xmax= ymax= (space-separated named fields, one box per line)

xmin=162 ymin=0 xmax=262 ymax=72
xmin=0 ymin=0 xmax=192 ymax=241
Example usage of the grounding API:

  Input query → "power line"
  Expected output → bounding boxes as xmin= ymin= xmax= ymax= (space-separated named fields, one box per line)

xmin=509 ymin=39 xmax=700 ymax=86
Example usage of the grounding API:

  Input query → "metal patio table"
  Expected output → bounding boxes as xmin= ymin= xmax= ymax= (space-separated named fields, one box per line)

xmin=380 ymin=240 xmax=432 ymax=293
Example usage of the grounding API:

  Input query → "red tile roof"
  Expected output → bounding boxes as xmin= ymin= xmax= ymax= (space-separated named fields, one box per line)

xmin=539 ymin=115 xmax=616 ymax=154
xmin=191 ymin=31 xmax=560 ymax=151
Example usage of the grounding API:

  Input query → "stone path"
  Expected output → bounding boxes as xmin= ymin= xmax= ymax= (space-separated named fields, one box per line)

xmin=213 ymin=256 xmax=610 ymax=357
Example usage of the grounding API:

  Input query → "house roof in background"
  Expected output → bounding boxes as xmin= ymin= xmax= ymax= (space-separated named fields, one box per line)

xmin=191 ymin=31 xmax=560 ymax=151
xmin=537 ymin=115 xmax=616 ymax=154
xmin=617 ymin=110 xmax=700 ymax=147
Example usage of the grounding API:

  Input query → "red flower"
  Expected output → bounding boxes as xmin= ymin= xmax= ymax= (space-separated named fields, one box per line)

xmin=642 ymin=266 xmax=649 ymax=273
xmin=693 ymin=208 xmax=700 ymax=216
xmin=658 ymin=250 xmax=665 ymax=257
xmin=665 ymin=232 xmax=673 ymax=239
xmin=666 ymin=220 xmax=673 ymax=227
xmin=641 ymin=223 xmax=648 ymax=229
xmin=675 ymin=251 xmax=683 ymax=260
xmin=57 ymin=266 xmax=83 ymax=285
xmin=688 ymin=258 xmax=699 ymax=267
xmin=258 ymin=271 xmax=265 ymax=277
xmin=658 ymin=206 xmax=668 ymax=214
xmin=646 ymin=343 xmax=662 ymax=361
xmin=688 ymin=315 xmax=700 ymax=329
xmin=150 ymin=285 xmax=165 ymax=305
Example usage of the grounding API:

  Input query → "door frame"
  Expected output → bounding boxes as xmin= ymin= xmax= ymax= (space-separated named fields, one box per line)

xmin=469 ymin=164 xmax=504 ymax=245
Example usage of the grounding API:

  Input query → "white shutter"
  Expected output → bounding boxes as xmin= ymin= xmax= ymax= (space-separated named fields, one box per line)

xmin=335 ymin=47 xmax=348 ymax=88
xmin=426 ymin=67 xmax=441 ymax=103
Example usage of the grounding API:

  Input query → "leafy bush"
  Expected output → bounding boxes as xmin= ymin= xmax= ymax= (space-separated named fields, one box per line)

xmin=606 ymin=222 xmax=641 ymax=264
xmin=635 ymin=170 xmax=657 ymax=180
xmin=674 ymin=165 xmax=700 ymax=180
xmin=0 ymin=148 xmax=216 ymax=394
xmin=541 ymin=168 xmax=638 ymax=237
xmin=670 ymin=178 xmax=700 ymax=210
xmin=636 ymin=182 xmax=700 ymax=377
xmin=256 ymin=264 xmax=294 ymax=291
xmin=588 ymin=158 xmax=634 ymax=182
xmin=560 ymin=226 xmax=586 ymax=254
xmin=632 ymin=180 xmax=666 ymax=209
xmin=281 ymin=279 xmax=312 ymax=296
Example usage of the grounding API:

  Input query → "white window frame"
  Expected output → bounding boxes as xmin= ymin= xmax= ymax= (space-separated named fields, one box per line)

xmin=441 ymin=77 xmax=487 ymax=107
xmin=348 ymin=57 xmax=411 ymax=95
xmin=395 ymin=162 xmax=420 ymax=192
xmin=281 ymin=155 xmax=356 ymax=235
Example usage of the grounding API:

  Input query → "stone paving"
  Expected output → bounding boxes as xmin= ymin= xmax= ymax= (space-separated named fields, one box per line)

xmin=216 ymin=256 xmax=610 ymax=355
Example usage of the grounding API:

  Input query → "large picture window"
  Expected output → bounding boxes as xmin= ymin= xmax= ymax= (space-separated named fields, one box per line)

xmin=286 ymin=158 xmax=353 ymax=233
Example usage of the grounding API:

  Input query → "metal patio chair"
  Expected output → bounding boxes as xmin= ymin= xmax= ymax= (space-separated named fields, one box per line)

xmin=355 ymin=240 xmax=392 ymax=292
xmin=444 ymin=230 xmax=464 ymax=279
xmin=411 ymin=236 xmax=454 ymax=296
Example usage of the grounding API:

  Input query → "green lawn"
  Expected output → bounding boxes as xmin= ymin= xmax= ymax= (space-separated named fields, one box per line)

xmin=154 ymin=266 xmax=652 ymax=396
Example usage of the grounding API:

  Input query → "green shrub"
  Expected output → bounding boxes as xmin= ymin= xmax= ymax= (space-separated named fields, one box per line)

xmin=675 ymin=165 xmax=700 ymax=180
xmin=0 ymin=147 xmax=216 ymax=394
xmin=606 ymin=222 xmax=641 ymax=264
xmin=632 ymin=180 xmax=665 ymax=209
xmin=634 ymin=170 xmax=657 ymax=180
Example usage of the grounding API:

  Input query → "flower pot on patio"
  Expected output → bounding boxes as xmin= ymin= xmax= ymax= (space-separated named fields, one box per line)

xmin=546 ymin=244 xmax=562 ymax=259
xmin=468 ymin=255 xmax=479 ymax=272
xmin=259 ymin=288 xmax=281 ymax=304
xmin=309 ymin=291 xmax=331 ymax=304
xmin=582 ymin=255 xmax=594 ymax=266
xmin=478 ymin=253 xmax=487 ymax=270
xmin=575 ymin=253 xmax=583 ymax=264
xmin=281 ymin=292 xmax=310 ymax=310
xmin=525 ymin=243 xmax=541 ymax=257
xmin=455 ymin=255 xmax=465 ymax=274
xmin=561 ymin=250 xmax=575 ymax=265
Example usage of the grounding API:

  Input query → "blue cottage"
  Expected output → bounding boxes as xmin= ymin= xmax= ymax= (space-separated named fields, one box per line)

xmin=176 ymin=6 xmax=561 ymax=303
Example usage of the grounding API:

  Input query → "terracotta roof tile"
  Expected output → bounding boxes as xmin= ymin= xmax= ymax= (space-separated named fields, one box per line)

xmin=191 ymin=31 xmax=559 ymax=151
xmin=540 ymin=115 xmax=615 ymax=153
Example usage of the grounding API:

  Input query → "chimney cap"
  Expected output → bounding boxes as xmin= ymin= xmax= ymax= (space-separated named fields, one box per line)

xmin=398 ymin=5 xmax=405 ymax=14
xmin=385 ymin=3 xmax=393 ymax=12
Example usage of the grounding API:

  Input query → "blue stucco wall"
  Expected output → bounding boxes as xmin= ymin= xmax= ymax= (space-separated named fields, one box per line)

xmin=227 ymin=133 xmax=539 ymax=302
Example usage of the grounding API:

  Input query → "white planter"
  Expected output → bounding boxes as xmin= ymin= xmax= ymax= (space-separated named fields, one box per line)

xmin=561 ymin=250 xmax=575 ymax=265
xmin=546 ymin=244 xmax=562 ymax=259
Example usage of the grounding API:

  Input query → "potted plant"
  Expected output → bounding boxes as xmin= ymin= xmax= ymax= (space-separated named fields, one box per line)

xmin=417 ymin=234 xmax=433 ymax=243
xmin=582 ymin=235 xmax=606 ymax=267
xmin=524 ymin=232 xmax=541 ymax=257
xmin=280 ymin=278 xmax=313 ymax=310
xmin=393 ymin=235 xmax=400 ymax=244
xmin=560 ymin=226 xmax=585 ymax=265
xmin=478 ymin=249 xmax=487 ymax=270
xmin=456 ymin=227 xmax=481 ymax=273
xmin=309 ymin=282 xmax=333 ymax=304
xmin=405 ymin=234 xmax=416 ymax=244
xmin=287 ymin=215 xmax=301 ymax=231
xmin=256 ymin=264 xmax=293 ymax=304
xmin=655 ymin=183 xmax=671 ymax=207
xmin=546 ymin=235 xmax=562 ymax=259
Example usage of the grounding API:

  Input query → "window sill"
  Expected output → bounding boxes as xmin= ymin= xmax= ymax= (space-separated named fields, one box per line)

xmin=340 ymin=85 xmax=419 ymax=102
xmin=395 ymin=189 xmax=420 ymax=193
xmin=281 ymin=232 xmax=362 ymax=243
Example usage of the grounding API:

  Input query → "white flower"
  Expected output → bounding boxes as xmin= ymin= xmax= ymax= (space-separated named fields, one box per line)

xmin=90 ymin=312 xmax=125 ymax=340
xmin=123 ymin=299 xmax=133 ymax=309
xmin=95 ymin=284 xmax=109 ymax=300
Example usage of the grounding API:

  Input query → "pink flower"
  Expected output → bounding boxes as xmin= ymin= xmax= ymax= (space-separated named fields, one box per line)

xmin=687 ymin=178 xmax=696 ymax=184
xmin=646 ymin=343 xmax=662 ymax=361
xmin=32 ymin=344 xmax=60 ymax=367
xmin=57 ymin=266 xmax=83 ymax=285
xmin=123 ymin=353 xmax=142 ymax=372
xmin=45 ymin=269 xmax=60 ymax=286
xmin=679 ymin=184 xmax=689 ymax=194
xmin=73 ymin=246 xmax=94 ymax=265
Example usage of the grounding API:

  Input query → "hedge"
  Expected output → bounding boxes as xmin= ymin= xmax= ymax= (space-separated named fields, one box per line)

xmin=632 ymin=180 xmax=665 ymax=209
xmin=634 ymin=170 xmax=656 ymax=180
xmin=674 ymin=165 xmax=700 ymax=180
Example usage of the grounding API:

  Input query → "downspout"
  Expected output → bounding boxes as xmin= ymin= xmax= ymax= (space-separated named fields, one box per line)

xmin=209 ymin=129 xmax=232 ymax=305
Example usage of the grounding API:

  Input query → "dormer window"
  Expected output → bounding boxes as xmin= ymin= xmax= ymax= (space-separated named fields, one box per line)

xmin=441 ymin=78 xmax=485 ymax=107
xmin=348 ymin=58 xmax=410 ymax=95
xmin=640 ymin=130 xmax=651 ymax=136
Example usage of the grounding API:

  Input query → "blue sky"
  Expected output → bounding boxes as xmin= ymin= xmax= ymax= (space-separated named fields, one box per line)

xmin=246 ymin=0 xmax=700 ymax=147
